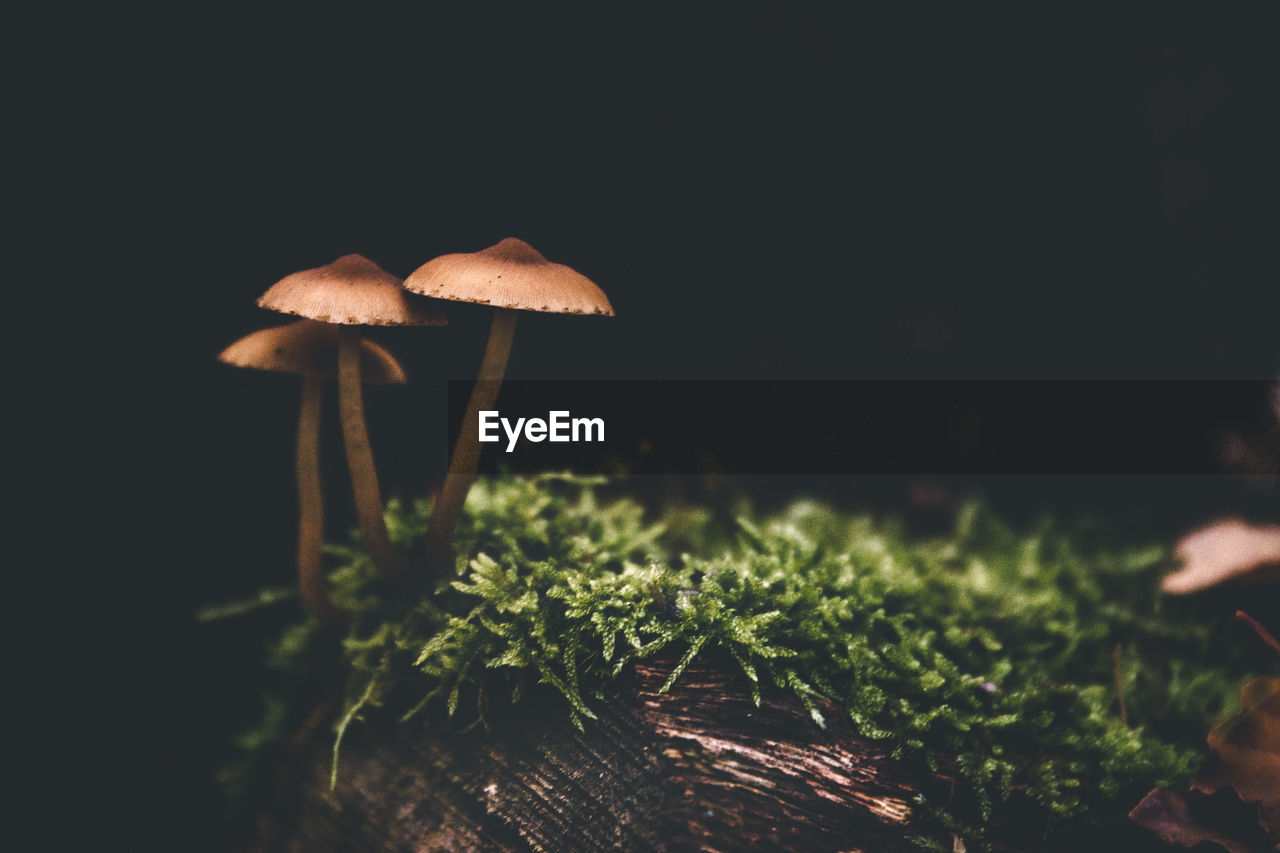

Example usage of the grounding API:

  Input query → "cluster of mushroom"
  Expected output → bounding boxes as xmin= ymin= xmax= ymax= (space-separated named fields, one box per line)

xmin=219 ymin=239 xmax=614 ymax=625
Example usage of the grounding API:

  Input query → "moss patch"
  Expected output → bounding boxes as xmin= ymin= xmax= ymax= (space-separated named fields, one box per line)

xmin=227 ymin=474 xmax=1269 ymax=849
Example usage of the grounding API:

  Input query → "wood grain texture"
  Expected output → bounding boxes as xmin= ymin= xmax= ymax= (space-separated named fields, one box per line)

xmin=257 ymin=658 xmax=949 ymax=852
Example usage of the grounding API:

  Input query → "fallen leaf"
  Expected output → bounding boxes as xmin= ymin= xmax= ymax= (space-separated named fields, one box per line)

xmin=1131 ymin=678 xmax=1280 ymax=849
xmin=1194 ymin=676 xmax=1280 ymax=828
xmin=1130 ymin=786 xmax=1274 ymax=852
xmin=1162 ymin=520 xmax=1280 ymax=595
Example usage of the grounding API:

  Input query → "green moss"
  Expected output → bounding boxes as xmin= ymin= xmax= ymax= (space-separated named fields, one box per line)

xmin=231 ymin=475 xmax=1269 ymax=849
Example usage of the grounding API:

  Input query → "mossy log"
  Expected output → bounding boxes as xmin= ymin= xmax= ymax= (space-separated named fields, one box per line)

xmin=258 ymin=658 xmax=952 ymax=851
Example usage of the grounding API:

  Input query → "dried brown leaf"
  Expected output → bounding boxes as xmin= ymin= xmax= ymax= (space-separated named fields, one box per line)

xmin=1194 ymin=677 xmax=1280 ymax=824
xmin=1130 ymin=786 xmax=1274 ymax=852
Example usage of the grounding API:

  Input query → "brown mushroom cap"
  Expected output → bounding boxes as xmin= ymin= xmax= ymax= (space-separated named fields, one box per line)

xmin=258 ymin=254 xmax=448 ymax=326
xmin=1162 ymin=519 xmax=1280 ymax=594
xmin=219 ymin=320 xmax=407 ymax=384
xmin=403 ymin=238 xmax=614 ymax=316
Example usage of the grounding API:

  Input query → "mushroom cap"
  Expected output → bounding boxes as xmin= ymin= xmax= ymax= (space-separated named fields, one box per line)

xmin=402 ymin=238 xmax=614 ymax=316
xmin=219 ymin=320 xmax=408 ymax=384
xmin=258 ymin=254 xmax=448 ymax=326
xmin=1162 ymin=519 xmax=1280 ymax=594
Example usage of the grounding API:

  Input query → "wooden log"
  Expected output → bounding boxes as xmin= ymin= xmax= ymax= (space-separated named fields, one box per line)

xmin=259 ymin=658 xmax=951 ymax=851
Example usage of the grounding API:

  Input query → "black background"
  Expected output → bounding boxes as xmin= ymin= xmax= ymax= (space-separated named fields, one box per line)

xmin=458 ymin=380 xmax=1277 ymax=474
xmin=29 ymin=7 xmax=1279 ymax=848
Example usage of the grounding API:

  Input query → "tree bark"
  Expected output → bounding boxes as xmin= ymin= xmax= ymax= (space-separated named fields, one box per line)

xmin=256 ymin=659 xmax=951 ymax=852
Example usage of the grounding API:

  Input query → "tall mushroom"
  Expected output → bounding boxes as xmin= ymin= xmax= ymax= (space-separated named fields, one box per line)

xmin=403 ymin=238 xmax=614 ymax=569
xmin=219 ymin=320 xmax=408 ymax=624
xmin=258 ymin=255 xmax=446 ymax=577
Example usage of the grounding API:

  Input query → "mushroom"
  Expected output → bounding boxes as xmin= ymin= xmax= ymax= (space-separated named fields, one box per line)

xmin=219 ymin=320 xmax=408 ymax=624
xmin=258 ymin=255 xmax=446 ymax=577
xmin=1162 ymin=519 xmax=1280 ymax=594
xmin=402 ymin=238 xmax=614 ymax=568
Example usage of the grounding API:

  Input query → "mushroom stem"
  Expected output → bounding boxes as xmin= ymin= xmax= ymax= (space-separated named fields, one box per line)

xmin=426 ymin=308 xmax=518 ymax=571
xmin=338 ymin=326 xmax=405 ymax=577
xmin=297 ymin=376 xmax=346 ymax=624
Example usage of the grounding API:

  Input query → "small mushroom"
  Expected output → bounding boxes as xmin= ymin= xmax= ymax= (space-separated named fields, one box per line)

xmin=258 ymin=255 xmax=446 ymax=577
xmin=219 ymin=320 xmax=408 ymax=623
xmin=1162 ymin=519 xmax=1280 ymax=595
xmin=402 ymin=238 xmax=614 ymax=568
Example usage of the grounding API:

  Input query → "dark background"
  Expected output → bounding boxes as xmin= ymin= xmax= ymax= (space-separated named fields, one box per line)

xmin=36 ymin=7 xmax=1278 ymax=848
